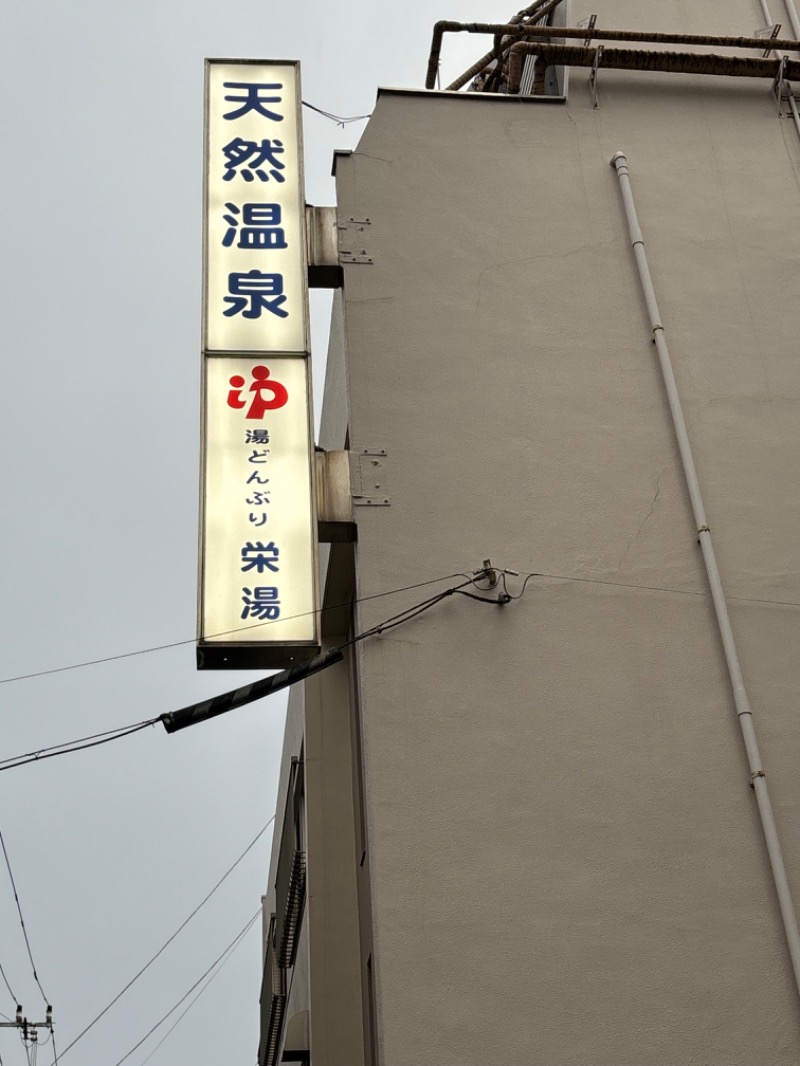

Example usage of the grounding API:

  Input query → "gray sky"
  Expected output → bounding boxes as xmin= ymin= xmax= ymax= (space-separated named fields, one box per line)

xmin=0 ymin=3 xmax=511 ymax=1064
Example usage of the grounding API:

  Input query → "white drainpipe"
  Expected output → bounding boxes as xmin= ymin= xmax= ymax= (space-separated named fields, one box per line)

xmin=610 ymin=150 xmax=800 ymax=1004
xmin=759 ymin=0 xmax=800 ymax=138
xmin=783 ymin=0 xmax=800 ymax=41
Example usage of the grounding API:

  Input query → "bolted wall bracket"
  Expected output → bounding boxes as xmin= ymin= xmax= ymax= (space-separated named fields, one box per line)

xmin=338 ymin=218 xmax=374 ymax=265
xmin=350 ymin=448 xmax=390 ymax=506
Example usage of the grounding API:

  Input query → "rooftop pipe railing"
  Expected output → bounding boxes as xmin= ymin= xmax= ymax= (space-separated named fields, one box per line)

xmin=443 ymin=0 xmax=565 ymax=93
xmin=506 ymin=43 xmax=800 ymax=93
xmin=426 ymin=22 xmax=800 ymax=92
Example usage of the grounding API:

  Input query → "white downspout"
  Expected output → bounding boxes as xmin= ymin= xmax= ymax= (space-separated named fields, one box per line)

xmin=783 ymin=0 xmax=800 ymax=41
xmin=610 ymin=151 xmax=800 ymax=1004
xmin=759 ymin=0 xmax=800 ymax=138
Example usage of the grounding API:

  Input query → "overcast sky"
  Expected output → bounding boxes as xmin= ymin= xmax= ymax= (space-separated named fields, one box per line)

xmin=0 ymin=3 xmax=513 ymax=1065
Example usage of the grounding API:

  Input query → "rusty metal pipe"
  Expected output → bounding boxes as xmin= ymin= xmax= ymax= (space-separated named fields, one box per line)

xmin=440 ymin=0 xmax=564 ymax=93
xmin=533 ymin=54 xmax=548 ymax=94
xmin=429 ymin=0 xmax=563 ymax=92
xmin=506 ymin=43 xmax=800 ymax=94
xmin=492 ymin=0 xmax=558 ymax=53
xmin=426 ymin=21 xmax=800 ymax=90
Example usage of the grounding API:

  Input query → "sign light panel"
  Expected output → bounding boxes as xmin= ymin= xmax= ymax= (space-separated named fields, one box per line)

xmin=199 ymin=60 xmax=319 ymax=669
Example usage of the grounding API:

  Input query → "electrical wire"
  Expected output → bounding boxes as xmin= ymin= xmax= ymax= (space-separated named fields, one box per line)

xmin=19 ymin=1031 xmax=32 ymax=1066
xmin=342 ymin=577 xmax=490 ymax=650
xmin=302 ymin=99 xmax=371 ymax=125
xmin=109 ymin=909 xmax=260 ymax=1066
xmin=0 ymin=722 xmax=160 ymax=770
xmin=6 ymin=564 xmax=800 ymax=691
xmin=159 ymin=576 xmax=503 ymax=734
xmin=500 ymin=571 xmax=540 ymax=600
xmin=0 ymin=572 xmax=470 ymax=686
xmin=0 ymin=721 xmax=159 ymax=774
xmin=344 ymin=589 xmax=456 ymax=645
xmin=54 ymin=816 xmax=275 ymax=1063
xmin=0 ymin=827 xmax=49 ymax=1006
xmin=2 ymin=573 xmax=494 ymax=772
xmin=135 ymin=905 xmax=256 ymax=1066
xmin=0 ymin=960 xmax=18 ymax=1008
xmin=455 ymin=589 xmax=508 ymax=604
xmin=2 ymin=561 xmax=718 ymax=772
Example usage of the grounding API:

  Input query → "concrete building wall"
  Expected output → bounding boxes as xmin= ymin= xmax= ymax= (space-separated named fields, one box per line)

xmin=327 ymin=5 xmax=800 ymax=1062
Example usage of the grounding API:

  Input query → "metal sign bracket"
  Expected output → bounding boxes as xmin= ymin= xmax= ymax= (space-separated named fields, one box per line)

xmin=350 ymin=448 xmax=390 ymax=506
xmin=338 ymin=218 xmax=374 ymax=264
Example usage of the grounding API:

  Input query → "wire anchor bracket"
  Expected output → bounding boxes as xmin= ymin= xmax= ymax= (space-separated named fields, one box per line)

xmin=773 ymin=54 xmax=790 ymax=115
xmin=757 ymin=22 xmax=782 ymax=56
xmin=589 ymin=44 xmax=604 ymax=108
xmin=577 ymin=13 xmax=598 ymax=47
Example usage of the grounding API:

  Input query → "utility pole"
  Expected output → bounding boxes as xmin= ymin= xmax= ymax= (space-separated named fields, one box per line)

xmin=0 ymin=1005 xmax=54 ymax=1053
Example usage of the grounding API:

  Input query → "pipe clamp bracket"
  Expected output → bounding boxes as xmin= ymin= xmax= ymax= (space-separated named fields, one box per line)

xmin=750 ymin=770 xmax=766 ymax=789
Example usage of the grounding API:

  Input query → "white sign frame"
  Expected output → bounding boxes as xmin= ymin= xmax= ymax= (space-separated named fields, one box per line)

xmin=198 ymin=59 xmax=320 ymax=669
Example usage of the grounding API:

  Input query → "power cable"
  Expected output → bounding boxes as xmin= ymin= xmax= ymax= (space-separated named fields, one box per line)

xmin=0 ymin=559 xmax=676 ymax=764
xmin=0 ymin=828 xmax=49 ymax=1006
xmin=500 ymin=571 xmax=540 ymax=601
xmin=343 ymin=581 xmax=478 ymax=647
xmin=0 ymin=722 xmax=160 ymax=770
xmin=3 ymin=573 xmax=496 ymax=764
xmin=0 ymin=961 xmax=18 ymax=1009
xmin=302 ymin=99 xmax=371 ymax=125
xmin=19 ymin=1032 xmax=32 ymax=1066
xmin=54 ymin=816 xmax=275 ymax=1063
xmin=0 ymin=572 xmax=469 ymax=686
xmin=7 ymin=566 xmax=800 ymax=690
xmin=135 ymin=905 xmax=256 ymax=1066
xmin=0 ymin=721 xmax=158 ymax=775
xmin=162 ymin=576 xmax=496 ymax=734
xmin=109 ymin=910 xmax=260 ymax=1066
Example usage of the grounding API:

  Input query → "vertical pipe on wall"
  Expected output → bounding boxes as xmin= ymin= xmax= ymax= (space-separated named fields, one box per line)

xmin=610 ymin=150 xmax=800 ymax=1005
xmin=783 ymin=0 xmax=800 ymax=41
xmin=759 ymin=0 xmax=800 ymax=138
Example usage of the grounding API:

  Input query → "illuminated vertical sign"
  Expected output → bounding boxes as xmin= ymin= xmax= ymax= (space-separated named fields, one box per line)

xmin=199 ymin=60 xmax=319 ymax=669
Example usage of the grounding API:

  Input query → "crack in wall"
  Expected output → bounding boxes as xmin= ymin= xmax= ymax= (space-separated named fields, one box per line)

xmin=616 ymin=463 xmax=672 ymax=572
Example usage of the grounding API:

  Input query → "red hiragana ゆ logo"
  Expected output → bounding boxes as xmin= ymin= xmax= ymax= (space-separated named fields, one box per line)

xmin=227 ymin=365 xmax=288 ymax=418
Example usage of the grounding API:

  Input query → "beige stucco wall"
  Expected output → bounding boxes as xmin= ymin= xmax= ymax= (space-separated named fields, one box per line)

xmin=261 ymin=290 xmax=366 ymax=1066
xmin=262 ymin=659 xmax=365 ymax=1066
xmin=333 ymin=6 xmax=800 ymax=1063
